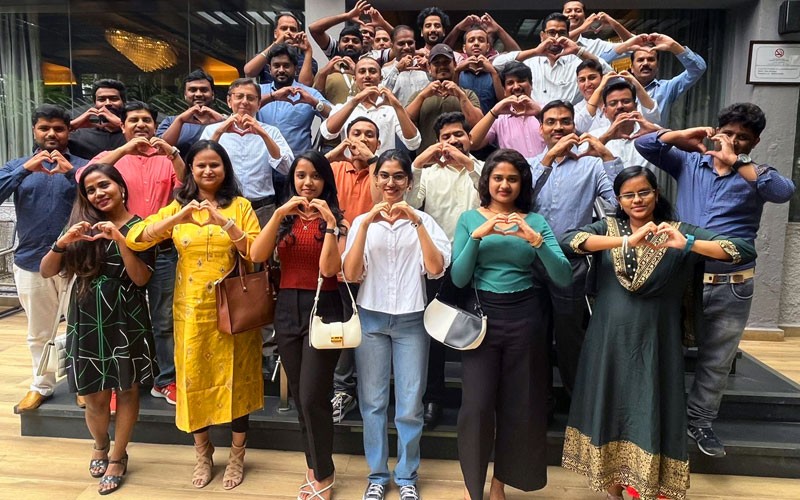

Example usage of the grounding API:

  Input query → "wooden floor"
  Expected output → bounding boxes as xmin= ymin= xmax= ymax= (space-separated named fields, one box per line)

xmin=1 ymin=309 xmax=799 ymax=499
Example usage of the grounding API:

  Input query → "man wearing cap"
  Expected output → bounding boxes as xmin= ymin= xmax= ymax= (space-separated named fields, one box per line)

xmin=406 ymin=43 xmax=483 ymax=150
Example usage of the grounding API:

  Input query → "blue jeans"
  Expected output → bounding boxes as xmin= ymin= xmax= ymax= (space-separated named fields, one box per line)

xmin=687 ymin=279 xmax=754 ymax=428
xmin=355 ymin=308 xmax=429 ymax=486
xmin=147 ymin=249 xmax=177 ymax=387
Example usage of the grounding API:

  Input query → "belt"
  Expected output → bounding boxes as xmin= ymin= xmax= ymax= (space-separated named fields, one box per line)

xmin=703 ymin=268 xmax=754 ymax=285
xmin=156 ymin=240 xmax=175 ymax=253
xmin=250 ymin=196 xmax=275 ymax=209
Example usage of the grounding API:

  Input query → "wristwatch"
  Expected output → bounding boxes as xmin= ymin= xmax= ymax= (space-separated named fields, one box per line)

xmin=325 ymin=226 xmax=340 ymax=236
xmin=731 ymin=153 xmax=752 ymax=171
xmin=314 ymin=100 xmax=325 ymax=113
xmin=51 ymin=242 xmax=66 ymax=253
xmin=167 ymin=146 xmax=180 ymax=160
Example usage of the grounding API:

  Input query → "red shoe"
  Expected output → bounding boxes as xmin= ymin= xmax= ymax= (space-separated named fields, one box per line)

xmin=151 ymin=383 xmax=177 ymax=405
xmin=110 ymin=390 xmax=117 ymax=415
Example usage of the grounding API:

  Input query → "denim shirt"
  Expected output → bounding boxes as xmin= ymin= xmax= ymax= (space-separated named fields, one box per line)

xmin=644 ymin=48 xmax=707 ymax=126
xmin=529 ymin=150 xmax=623 ymax=240
xmin=634 ymin=132 xmax=796 ymax=272
xmin=0 ymin=151 xmax=89 ymax=272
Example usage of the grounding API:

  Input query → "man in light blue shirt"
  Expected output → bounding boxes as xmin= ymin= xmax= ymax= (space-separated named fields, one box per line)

xmin=612 ymin=33 xmax=706 ymax=126
xmin=529 ymin=99 xmax=622 ymax=398
xmin=257 ymin=43 xmax=331 ymax=203
xmin=201 ymin=77 xmax=293 ymax=225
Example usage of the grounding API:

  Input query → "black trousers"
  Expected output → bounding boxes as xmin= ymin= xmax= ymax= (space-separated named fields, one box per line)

xmin=423 ymin=269 xmax=452 ymax=404
xmin=533 ymin=256 xmax=589 ymax=395
xmin=275 ymin=288 xmax=343 ymax=480
xmin=457 ymin=288 xmax=548 ymax=500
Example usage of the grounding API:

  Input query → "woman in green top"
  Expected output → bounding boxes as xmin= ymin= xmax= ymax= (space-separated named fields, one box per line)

xmin=559 ymin=166 xmax=756 ymax=500
xmin=451 ymin=149 xmax=571 ymax=500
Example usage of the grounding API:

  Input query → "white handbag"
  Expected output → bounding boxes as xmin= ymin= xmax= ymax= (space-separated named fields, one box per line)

xmin=309 ymin=272 xmax=361 ymax=349
xmin=37 ymin=278 xmax=72 ymax=378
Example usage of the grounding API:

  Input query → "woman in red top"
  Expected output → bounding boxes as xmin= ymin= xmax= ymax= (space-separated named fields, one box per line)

xmin=251 ymin=151 xmax=348 ymax=500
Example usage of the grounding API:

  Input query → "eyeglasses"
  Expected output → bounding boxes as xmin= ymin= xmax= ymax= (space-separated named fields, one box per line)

xmin=376 ymin=172 xmax=409 ymax=184
xmin=606 ymin=98 xmax=635 ymax=108
xmin=618 ymin=189 xmax=655 ymax=201
xmin=228 ymin=93 xmax=259 ymax=102
xmin=543 ymin=118 xmax=574 ymax=126
xmin=543 ymin=30 xmax=569 ymax=37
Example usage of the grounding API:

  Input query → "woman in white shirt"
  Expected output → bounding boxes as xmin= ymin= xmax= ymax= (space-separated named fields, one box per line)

xmin=343 ymin=149 xmax=451 ymax=500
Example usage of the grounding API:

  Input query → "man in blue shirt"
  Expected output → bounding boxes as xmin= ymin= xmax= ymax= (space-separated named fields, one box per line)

xmin=635 ymin=103 xmax=796 ymax=457
xmin=529 ymin=100 xmax=623 ymax=398
xmin=157 ymin=69 xmax=225 ymax=157
xmin=257 ymin=43 xmax=331 ymax=203
xmin=243 ymin=13 xmax=318 ymax=87
xmin=611 ymin=32 xmax=706 ymax=126
xmin=0 ymin=104 xmax=89 ymax=411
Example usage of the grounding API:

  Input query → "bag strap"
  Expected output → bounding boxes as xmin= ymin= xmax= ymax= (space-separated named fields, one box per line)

xmin=313 ymin=269 xmax=357 ymax=313
xmin=432 ymin=275 xmax=485 ymax=317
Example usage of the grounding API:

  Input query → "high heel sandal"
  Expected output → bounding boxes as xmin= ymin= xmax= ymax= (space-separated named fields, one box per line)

xmin=89 ymin=433 xmax=110 ymax=478
xmin=222 ymin=441 xmax=246 ymax=490
xmin=192 ymin=439 xmax=215 ymax=488
xmin=97 ymin=453 xmax=127 ymax=495
xmin=298 ymin=472 xmax=335 ymax=500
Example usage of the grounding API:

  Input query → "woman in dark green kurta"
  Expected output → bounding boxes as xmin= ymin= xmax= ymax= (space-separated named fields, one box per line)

xmin=559 ymin=167 xmax=755 ymax=500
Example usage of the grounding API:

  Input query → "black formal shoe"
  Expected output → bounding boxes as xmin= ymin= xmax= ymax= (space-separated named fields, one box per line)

xmin=423 ymin=402 xmax=442 ymax=430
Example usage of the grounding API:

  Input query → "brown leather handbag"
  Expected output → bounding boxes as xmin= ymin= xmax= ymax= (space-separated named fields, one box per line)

xmin=215 ymin=255 xmax=275 ymax=334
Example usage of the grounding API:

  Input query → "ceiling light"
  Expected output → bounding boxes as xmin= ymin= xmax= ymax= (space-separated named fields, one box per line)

xmin=197 ymin=11 xmax=223 ymax=25
xmin=214 ymin=11 xmax=239 ymax=25
xmin=105 ymin=29 xmax=178 ymax=72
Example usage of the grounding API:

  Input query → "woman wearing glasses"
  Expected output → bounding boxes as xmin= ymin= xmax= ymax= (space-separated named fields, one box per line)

xmin=343 ymin=149 xmax=450 ymax=500
xmin=560 ymin=166 xmax=756 ymax=500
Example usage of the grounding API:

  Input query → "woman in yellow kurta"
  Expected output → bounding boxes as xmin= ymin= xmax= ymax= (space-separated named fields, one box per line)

xmin=126 ymin=140 xmax=262 ymax=490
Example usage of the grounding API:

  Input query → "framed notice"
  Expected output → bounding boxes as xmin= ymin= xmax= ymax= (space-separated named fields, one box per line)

xmin=746 ymin=41 xmax=800 ymax=85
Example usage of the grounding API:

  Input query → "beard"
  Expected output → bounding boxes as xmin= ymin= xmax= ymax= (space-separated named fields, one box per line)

xmin=340 ymin=47 xmax=363 ymax=59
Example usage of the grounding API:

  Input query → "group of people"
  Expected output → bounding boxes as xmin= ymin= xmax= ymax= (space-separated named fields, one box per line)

xmin=5 ymin=2 xmax=796 ymax=500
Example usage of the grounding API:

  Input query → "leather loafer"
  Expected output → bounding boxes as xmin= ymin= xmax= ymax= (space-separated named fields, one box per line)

xmin=423 ymin=402 xmax=443 ymax=430
xmin=16 ymin=391 xmax=50 ymax=412
xmin=76 ymin=394 xmax=87 ymax=408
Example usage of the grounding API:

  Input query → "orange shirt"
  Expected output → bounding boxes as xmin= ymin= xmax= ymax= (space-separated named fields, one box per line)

xmin=331 ymin=160 xmax=374 ymax=224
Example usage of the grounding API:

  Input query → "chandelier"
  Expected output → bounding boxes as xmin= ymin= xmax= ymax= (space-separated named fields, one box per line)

xmin=105 ymin=28 xmax=178 ymax=72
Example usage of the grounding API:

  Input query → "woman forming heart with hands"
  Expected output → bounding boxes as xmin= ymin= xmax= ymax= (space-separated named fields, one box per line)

xmin=449 ymin=149 xmax=571 ymax=500
xmin=127 ymin=140 xmax=262 ymax=491
xmin=41 ymin=163 xmax=156 ymax=495
xmin=341 ymin=150 xmax=451 ymax=497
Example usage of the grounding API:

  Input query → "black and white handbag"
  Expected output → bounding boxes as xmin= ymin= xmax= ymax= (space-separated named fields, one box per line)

xmin=423 ymin=281 xmax=487 ymax=350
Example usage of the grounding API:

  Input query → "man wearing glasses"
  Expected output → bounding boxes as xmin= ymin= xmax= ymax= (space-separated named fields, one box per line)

xmin=201 ymin=78 xmax=294 ymax=224
xmin=528 ymin=99 xmax=622 ymax=401
xmin=492 ymin=13 xmax=610 ymax=105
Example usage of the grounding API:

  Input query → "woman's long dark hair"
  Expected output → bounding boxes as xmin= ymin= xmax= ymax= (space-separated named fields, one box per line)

xmin=63 ymin=163 xmax=128 ymax=298
xmin=175 ymin=140 xmax=242 ymax=208
xmin=278 ymin=150 xmax=346 ymax=244
xmin=613 ymin=166 xmax=675 ymax=223
xmin=478 ymin=148 xmax=532 ymax=213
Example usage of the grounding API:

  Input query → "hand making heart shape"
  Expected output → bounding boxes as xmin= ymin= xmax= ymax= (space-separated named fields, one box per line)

xmin=375 ymin=201 xmax=417 ymax=225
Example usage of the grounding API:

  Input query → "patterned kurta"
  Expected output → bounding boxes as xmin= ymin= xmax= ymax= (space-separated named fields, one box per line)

xmin=559 ymin=217 xmax=755 ymax=500
xmin=127 ymin=197 xmax=263 ymax=432
xmin=66 ymin=216 xmax=156 ymax=395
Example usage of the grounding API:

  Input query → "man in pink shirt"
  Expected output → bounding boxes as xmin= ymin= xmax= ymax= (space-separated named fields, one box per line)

xmin=79 ymin=101 xmax=185 ymax=406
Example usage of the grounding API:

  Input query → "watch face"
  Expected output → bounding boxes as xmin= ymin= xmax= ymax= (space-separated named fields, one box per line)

xmin=737 ymin=153 xmax=752 ymax=163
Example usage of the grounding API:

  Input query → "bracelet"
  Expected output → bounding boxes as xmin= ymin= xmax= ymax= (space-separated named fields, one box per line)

xmin=51 ymin=242 xmax=66 ymax=253
xmin=470 ymin=232 xmax=481 ymax=241
xmin=489 ymin=109 xmax=499 ymax=119
xmin=577 ymin=47 xmax=586 ymax=58
xmin=682 ymin=234 xmax=696 ymax=255
xmin=260 ymin=51 xmax=268 ymax=59
xmin=231 ymin=232 xmax=247 ymax=243
xmin=222 ymin=218 xmax=235 ymax=231
xmin=529 ymin=237 xmax=543 ymax=249
xmin=621 ymin=235 xmax=629 ymax=255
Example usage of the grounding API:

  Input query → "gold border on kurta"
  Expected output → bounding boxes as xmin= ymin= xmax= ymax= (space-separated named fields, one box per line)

xmin=562 ymin=426 xmax=690 ymax=500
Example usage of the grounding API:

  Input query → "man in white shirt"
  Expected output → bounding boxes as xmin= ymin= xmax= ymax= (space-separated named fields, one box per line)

xmin=563 ymin=1 xmax=633 ymax=61
xmin=321 ymin=57 xmax=422 ymax=155
xmin=492 ymin=13 xmax=609 ymax=105
xmin=575 ymin=61 xmax=660 ymax=134
xmin=407 ymin=111 xmax=482 ymax=430
xmin=380 ymin=26 xmax=432 ymax=106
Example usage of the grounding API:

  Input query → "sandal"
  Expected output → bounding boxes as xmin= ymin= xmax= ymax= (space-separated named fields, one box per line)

xmin=97 ymin=453 xmax=127 ymax=495
xmin=192 ymin=439 xmax=214 ymax=488
xmin=222 ymin=441 xmax=246 ymax=490
xmin=301 ymin=472 xmax=335 ymax=500
xmin=89 ymin=433 xmax=111 ymax=478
